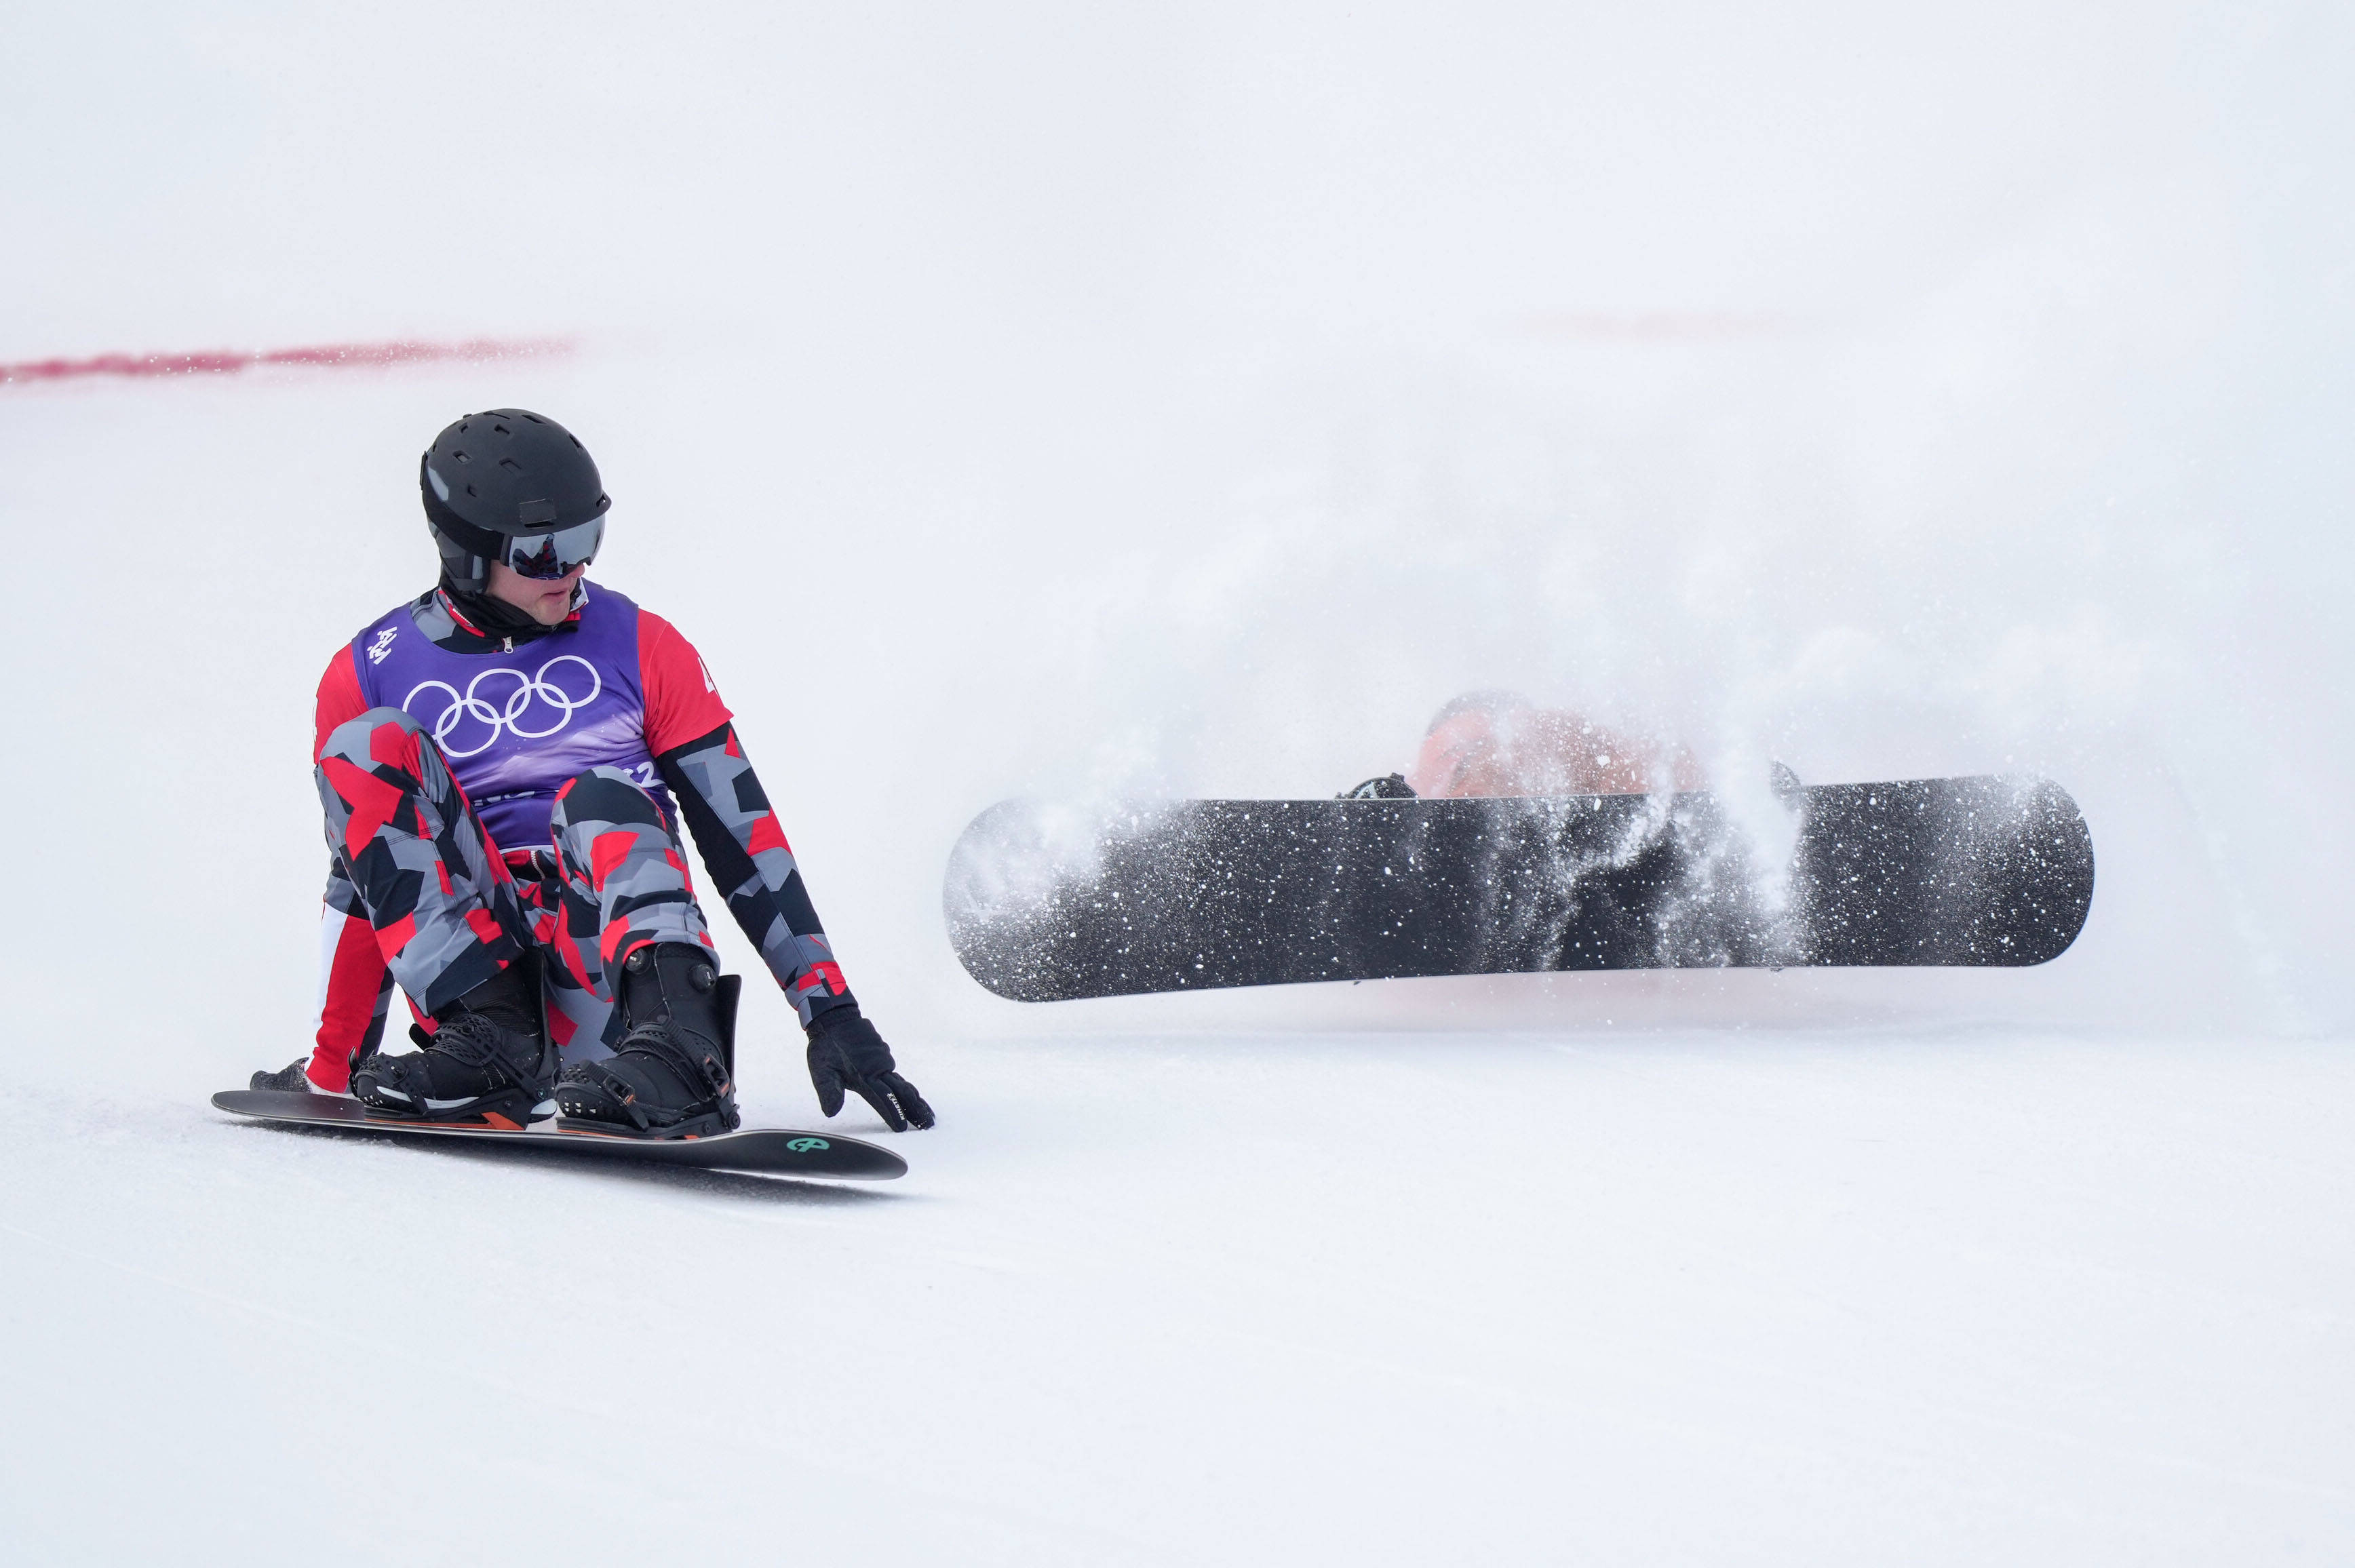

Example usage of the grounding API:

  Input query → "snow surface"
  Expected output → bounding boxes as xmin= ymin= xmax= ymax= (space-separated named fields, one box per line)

xmin=4 ymin=4 xmax=2353 ymax=1563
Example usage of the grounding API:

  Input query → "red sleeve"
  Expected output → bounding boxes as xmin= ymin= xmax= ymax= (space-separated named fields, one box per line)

xmin=638 ymin=609 xmax=735 ymax=756
xmin=313 ymin=647 xmax=367 ymax=762
xmin=311 ymin=903 xmax=391 ymax=1093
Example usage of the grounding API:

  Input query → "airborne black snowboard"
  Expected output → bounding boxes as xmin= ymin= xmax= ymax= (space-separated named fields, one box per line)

xmin=943 ymin=774 xmax=2095 ymax=1002
xmin=212 ymin=1090 xmax=907 ymax=1179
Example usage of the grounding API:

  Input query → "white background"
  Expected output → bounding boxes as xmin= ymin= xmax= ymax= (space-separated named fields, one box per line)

xmin=2 ymin=3 xmax=2350 ymax=1561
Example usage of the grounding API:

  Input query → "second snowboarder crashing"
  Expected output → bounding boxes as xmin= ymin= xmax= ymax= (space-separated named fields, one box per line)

xmin=252 ymin=408 xmax=933 ymax=1139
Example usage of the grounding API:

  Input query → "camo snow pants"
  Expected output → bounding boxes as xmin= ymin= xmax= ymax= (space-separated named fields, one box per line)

xmin=313 ymin=705 xmax=716 ymax=1082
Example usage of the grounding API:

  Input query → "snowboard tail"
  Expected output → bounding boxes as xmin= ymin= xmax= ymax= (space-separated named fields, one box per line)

xmin=943 ymin=775 xmax=2094 ymax=1002
xmin=212 ymin=1090 xmax=906 ymax=1179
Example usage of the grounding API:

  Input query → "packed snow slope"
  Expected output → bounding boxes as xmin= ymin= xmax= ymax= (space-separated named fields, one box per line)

xmin=3 ymin=3 xmax=2351 ymax=1563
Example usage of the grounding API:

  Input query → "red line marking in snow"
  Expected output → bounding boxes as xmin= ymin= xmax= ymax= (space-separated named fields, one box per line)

xmin=0 ymin=335 xmax=574 ymax=387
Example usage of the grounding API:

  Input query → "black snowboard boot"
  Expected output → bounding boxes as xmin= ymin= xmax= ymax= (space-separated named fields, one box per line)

xmin=554 ymin=943 xmax=742 ymax=1139
xmin=349 ymin=951 xmax=559 ymax=1127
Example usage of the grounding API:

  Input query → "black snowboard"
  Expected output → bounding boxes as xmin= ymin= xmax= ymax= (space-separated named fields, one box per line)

xmin=943 ymin=775 xmax=2094 ymax=1002
xmin=212 ymin=1090 xmax=908 ymax=1179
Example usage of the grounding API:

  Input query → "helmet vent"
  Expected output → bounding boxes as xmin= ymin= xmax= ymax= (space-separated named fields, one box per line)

xmin=492 ymin=422 xmax=511 ymax=435
xmin=499 ymin=456 xmax=522 ymax=473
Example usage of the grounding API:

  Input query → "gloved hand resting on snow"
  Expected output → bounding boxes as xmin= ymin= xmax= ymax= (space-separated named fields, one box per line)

xmin=806 ymin=1008 xmax=935 ymax=1132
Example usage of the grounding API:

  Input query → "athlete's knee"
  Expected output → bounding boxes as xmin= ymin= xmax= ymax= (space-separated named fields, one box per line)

xmin=317 ymin=706 xmax=431 ymax=775
xmin=550 ymin=767 xmax=667 ymax=834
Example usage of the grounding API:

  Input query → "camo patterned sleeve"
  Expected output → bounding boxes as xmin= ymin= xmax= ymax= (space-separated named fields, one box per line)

xmin=640 ymin=612 xmax=857 ymax=1030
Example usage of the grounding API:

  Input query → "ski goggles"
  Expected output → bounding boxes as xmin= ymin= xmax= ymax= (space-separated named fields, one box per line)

xmin=499 ymin=515 xmax=605 ymax=580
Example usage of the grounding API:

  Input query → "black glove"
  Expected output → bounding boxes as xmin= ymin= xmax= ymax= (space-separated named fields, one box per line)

xmin=805 ymin=1008 xmax=935 ymax=1131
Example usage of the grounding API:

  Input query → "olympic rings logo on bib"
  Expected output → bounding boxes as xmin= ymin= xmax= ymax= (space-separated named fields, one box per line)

xmin=404 ymin=656 xmax=604 ymax=758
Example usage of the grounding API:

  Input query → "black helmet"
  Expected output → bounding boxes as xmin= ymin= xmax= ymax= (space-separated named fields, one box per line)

xmin=421 ymin=409 xmax=610 ymax=593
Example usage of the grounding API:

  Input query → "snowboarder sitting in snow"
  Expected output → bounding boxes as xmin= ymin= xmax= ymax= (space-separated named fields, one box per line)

xmin=1345 ymin=691 xmax=1703 ymax=800
xmin=251 ymin=409 xmax=932 ymax=1139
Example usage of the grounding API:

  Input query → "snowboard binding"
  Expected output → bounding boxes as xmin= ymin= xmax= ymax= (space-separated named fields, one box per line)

xmin=1339 ymin=772 xmax=1417 ymax=800
xmin=350 ymin=951 xmax=560 ymax=1129
xmin=555 ymin=944 xmax=743 ymax=1140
